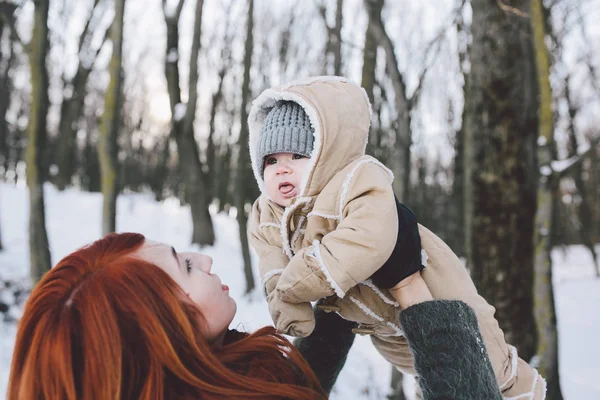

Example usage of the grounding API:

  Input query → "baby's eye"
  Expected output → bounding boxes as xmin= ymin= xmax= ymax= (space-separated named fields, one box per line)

xmin=185 ymin=258 xmax=193 ymax=274
xmin=292 ymin=154 xmax=307 ymax=160
xmin=265 ymin=157 xmax=277 ymax=166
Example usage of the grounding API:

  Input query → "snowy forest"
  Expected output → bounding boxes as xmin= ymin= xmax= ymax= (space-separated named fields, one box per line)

xmin=1 ymin=0 xmax=600 ymax=398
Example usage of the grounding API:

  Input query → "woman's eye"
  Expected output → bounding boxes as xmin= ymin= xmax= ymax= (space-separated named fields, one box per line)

xmin=185 ymin=258 xmax=192 ymax=273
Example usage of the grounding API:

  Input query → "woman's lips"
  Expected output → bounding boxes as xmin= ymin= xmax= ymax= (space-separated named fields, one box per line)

xmin=221 ymin=284 xmax=229 ymax=291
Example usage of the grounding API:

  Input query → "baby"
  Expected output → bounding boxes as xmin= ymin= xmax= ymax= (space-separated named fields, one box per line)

xmin=247 ymin=76 xmax=546 ymax=399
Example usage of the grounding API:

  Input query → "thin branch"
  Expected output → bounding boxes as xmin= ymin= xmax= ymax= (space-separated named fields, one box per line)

xmin=554 ymin=136 xmax=600 ymax=179
xmin=410 ymin=0 xmax=467 ymax=106
xmin=162 ymin=0 xmax=185 ymax=21
xmin=496 ymin=0 xmax=529 ymax=18
xmin=78 ymin=0 xmax=102 ymax=54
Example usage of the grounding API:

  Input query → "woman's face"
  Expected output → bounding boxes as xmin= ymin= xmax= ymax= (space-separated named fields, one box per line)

xmin=132 ymin=240 xmax=236 ymax=342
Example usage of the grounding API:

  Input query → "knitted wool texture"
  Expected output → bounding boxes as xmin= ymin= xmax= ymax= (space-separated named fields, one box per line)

xmin=400 ymin=300 xmax=503 ymax=400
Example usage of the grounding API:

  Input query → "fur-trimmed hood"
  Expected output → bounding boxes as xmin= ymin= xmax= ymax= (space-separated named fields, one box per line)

xmin=248 ymin=76 xmax=372 ymax=197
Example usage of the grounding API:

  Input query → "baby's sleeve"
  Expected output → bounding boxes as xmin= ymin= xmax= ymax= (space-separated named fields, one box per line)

xmin=247 ymin=199 xmax=289 ymax=295
xmin=248 ymin=199 xmax=316 ymax=337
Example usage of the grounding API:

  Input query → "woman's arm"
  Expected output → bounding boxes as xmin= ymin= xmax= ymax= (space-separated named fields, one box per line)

xmin=399 ymin=300 xmax=503 ymax=400
xmin=389 ymin=271 xmax=433 ymax=310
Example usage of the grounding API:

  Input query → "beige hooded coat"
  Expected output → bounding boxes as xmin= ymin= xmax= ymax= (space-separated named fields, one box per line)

xmin=247 ymin=77 xmax=545 ymax=399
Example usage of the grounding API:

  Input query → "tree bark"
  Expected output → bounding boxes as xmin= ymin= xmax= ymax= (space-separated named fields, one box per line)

xmin=163 ymin=0 xmax=214 ymax=246
xmin=466 ymin=0 xmax=538 ymax=361
xmin=531 ymin=1 xmax=564 ymax=398
xmin=236 ymin=0 xmax=255 ymax=294
xmin=364 ymin=0 xmax=411 ymax=202
xmin=26 ymin=0 xmax=52 ymax=283
xmin=97 ymin=0 xmax=125 ymax=235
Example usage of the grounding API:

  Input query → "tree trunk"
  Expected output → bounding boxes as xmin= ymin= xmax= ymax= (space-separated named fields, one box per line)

xmin=333 ymin=0 xmax=343 ymax=76
xmin=388 ymin=367 xmax=406 ymax=400
xmin=361 ymin=0 xmax=378 ymax=159
xmin=97 ymin=0 xmax=125 ymax=235
xmin=26 ymin=0 xmax=52 ymax=283
xmin=163 ymin=0 xmax=214 ymax=246
xmin=54 ymin=68 xmax=91 ymax=190
xmin=531 ymin=1 xmax=564 ymax=398
xmin=466 ymin=0 xmax=538 ymax=361
xmin=54 ymin=1 xmax=111 ymax=190
xmin=364 ymin=0 xmax=411 ymax=202
xmin=453 ymin=6 xmax=469 ymax=259
xmin=565 ymin=80 xmax=599 ymax=275
xmin=318 ymin=0 xmax=343 ymax=76
xmin=0 ymin=26 xmax=13 ymax=177
xmin=236 ymin=0 xmax=255 ymax=294
xmin=207 ymin=68 xmax=226 ymax=200
xmin=217 ymin=142 xmax=232 ymax=212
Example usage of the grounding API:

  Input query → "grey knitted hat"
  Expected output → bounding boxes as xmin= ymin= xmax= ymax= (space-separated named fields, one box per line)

xmin=257 ymin=101 xmax=314 ymax=176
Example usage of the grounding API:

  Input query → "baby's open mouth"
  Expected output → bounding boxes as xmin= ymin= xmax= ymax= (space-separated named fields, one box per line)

xmin=278 ymin=182 xmax=297 ymax=197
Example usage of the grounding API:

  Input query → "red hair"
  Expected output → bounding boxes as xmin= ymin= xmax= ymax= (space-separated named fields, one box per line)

xmin=8 ymin=233 xmax=325 ymax=399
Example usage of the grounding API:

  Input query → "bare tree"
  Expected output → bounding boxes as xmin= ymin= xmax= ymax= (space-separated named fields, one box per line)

xmin=162 ymin=0 xmax=215 ymax=246
xmin=363 ymin=0 xmax=412 ymax=201
xmin=316 ymin=0 xmax=343 ymax=75
xmin=531 ymin=1 xmax=564 ymax=398
xmin=26 ymin=0 xmax=52 ymax=282
xmin=236 ymin=0 xmax=255 ymax=294
xmin=453 ymin=0 xmax=469 ymax=258
xmin=564 ymin=78 xmax=599 ymax=276
xmin=206 ymin=3 xmax=234 ymax=204
xmin=97 ymin=0 xmax=125 ymax=235
xmin=1 ymin=20 xmax=16 ymax=177
xmin=465 ymin=0 xmax=538 ymax=360
xmin=54 ymin=0 xmax=112 ymax=190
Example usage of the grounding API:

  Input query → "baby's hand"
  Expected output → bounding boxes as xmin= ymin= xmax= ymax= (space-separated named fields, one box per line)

xmin=267 ymin=291 xmax=316 ymax=337
xmin=389 ymin=271 xmax=433 ymax=310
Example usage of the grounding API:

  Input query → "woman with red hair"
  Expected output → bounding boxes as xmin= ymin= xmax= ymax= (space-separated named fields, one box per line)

xmin=8 ymin=232 xmax=505 ymax=399
xmin=8 ymin=232 xmax=326 ymax=399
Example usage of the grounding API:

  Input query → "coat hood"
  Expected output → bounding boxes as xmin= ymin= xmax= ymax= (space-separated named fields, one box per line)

xmin=248 ymin=76 xmax=372 ymax=197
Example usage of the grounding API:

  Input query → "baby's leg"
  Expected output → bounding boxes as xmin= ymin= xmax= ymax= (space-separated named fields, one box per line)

xmin=418 ymin=224 xmax=546 ymax=399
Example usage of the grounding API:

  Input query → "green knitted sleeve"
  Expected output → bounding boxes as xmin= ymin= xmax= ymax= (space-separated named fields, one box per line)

xmin=399 ymin=300 xmax=503 ymax=400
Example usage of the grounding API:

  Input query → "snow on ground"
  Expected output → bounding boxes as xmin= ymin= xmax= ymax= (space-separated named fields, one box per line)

xmin=0 ymin=182 xmax=599 ymax=399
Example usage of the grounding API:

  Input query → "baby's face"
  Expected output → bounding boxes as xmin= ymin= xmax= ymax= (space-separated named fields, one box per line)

xmin=263 ymin=152 xmax=311 ymax=207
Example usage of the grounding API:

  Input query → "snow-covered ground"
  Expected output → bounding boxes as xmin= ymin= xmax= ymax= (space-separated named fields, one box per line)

xmin=1 ymin=182 xmax=599 ymax=399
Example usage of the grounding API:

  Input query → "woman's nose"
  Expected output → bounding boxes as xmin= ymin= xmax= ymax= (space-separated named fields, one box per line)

xmin=199 ymin=254 xmax=213 ymax=273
